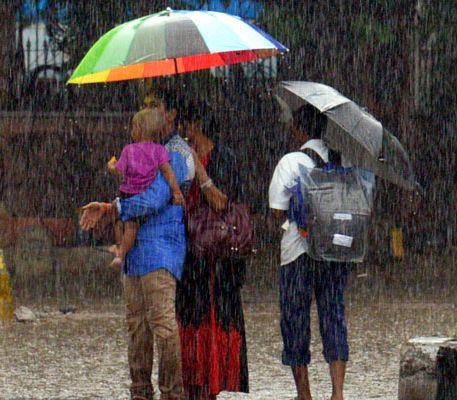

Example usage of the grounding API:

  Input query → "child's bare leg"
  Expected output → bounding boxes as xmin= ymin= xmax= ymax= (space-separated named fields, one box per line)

xmin=114 ymin=220 xmax=124 ymax=246
xmin=120 ymin=221 xmax=138 ymax=258
xmin=109 ymin=220 xmax=123 ymax=251
xmin=110 ymin=221 xmax=138 ymax=268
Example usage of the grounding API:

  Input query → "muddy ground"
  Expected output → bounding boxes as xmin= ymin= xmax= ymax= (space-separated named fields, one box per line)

xmin=1 ymin=275 xmax=456 ymax=400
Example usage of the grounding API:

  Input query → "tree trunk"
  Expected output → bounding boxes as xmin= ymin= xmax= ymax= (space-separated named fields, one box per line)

xmin=399 ymin=337 xmax=457 ymax=400
xmin=436 ymin=342 xmax=457 ymax=400
xmin=0 ymin=1 xmax=21 ymax=109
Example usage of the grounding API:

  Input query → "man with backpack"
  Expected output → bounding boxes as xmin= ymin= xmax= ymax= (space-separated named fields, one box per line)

xmin=269 ymin=105 xmax=374 ymax=400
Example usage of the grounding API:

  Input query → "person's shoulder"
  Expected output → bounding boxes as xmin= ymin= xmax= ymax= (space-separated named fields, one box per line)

xmin=278 ymin=151 xmax=308 ymax=165
xmin=121 ymin=142 xmax=135 ymax=150
xmin=168 ymin=133 xmax=189 ymax=147
xmin=273 ymin=149 xmax=317 ymax=174
xmin=119 ymin=142 xmax=136 ymax=157
xmin=166 ymin=134 xmax=192 ymax=154
xmin=148 ymin=142 xmax=168 ymax=152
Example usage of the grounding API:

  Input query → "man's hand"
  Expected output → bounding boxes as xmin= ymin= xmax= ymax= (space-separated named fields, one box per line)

xmin=79 ymin=202 xmax=112 ymax=231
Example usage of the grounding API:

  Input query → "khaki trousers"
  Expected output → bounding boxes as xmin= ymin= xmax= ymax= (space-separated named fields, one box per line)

xmin=124 ymin=269 xmax=183 ymax=400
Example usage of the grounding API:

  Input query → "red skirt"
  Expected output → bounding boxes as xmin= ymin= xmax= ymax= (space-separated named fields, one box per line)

xmin=177 ymin=254 xmax=248 ymax=398
xmin=180 ymin=310 xmax=244 ymax=396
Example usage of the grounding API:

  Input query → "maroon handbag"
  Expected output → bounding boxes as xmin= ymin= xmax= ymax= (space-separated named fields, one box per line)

xmin=186 ymin=202 xmax=254 ymax=259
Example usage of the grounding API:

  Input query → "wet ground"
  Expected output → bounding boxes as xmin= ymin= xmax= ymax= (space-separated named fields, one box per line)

xmin=1 ymin=280 xmax=456 ymax=400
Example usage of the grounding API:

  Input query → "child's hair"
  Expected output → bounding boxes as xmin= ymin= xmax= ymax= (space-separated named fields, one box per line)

xmin=132 ymin=109 xmax=166 ymax=140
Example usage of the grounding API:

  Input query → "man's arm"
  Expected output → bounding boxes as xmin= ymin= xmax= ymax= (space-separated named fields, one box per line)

xmin=118 ymin=152 xmax=187 ymax=222
xmin=268 ymin=155 xmax=294 ymax=216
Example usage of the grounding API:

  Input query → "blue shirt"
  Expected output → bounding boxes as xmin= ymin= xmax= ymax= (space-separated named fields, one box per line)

xmin=119 ymin=152 xmax=187 ymax=279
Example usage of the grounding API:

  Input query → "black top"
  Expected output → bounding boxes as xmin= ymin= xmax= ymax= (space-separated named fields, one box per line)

xmin=206 ymin=141 xmax=243 ymax=203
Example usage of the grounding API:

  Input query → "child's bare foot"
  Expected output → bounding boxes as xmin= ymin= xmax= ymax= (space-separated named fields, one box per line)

xmin=108 ymin=244 xmax=120 ymax=255
xmin=108 ymin=245 xmax=123 ymax=269
xmin=110 ymin=256 xmax=123 ymax=269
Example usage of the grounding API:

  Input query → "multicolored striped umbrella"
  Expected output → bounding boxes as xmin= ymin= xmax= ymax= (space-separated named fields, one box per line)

xmin=67 ymin=8 xmax=288 ymax=85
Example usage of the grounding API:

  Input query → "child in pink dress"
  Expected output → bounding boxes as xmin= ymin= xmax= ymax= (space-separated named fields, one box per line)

xmin=108 ymin=109 xmax=184 ymax=268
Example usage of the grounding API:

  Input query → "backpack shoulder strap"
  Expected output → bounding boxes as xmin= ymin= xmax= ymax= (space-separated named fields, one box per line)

xmin=300 ymin=148 xmax=326 ymax=169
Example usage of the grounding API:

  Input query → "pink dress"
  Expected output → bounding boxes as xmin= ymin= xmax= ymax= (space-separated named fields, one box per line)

xmin=115 ymin=142 xmax=170 ymax=195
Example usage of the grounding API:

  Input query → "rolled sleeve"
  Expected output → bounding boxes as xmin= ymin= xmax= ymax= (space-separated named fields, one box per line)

xmin=269 ymin=155 xmax=297 ymax=211
xmin=269 ymin=152 xmax=315 ymax=211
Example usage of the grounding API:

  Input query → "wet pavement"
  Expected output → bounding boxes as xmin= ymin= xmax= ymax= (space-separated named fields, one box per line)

xmin=1 ymin=286 xmax=456 ymax=400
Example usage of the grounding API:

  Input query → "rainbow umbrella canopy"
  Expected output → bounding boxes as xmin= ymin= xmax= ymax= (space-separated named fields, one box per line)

xmin=67 ymin=8 xmax=288 ymax=84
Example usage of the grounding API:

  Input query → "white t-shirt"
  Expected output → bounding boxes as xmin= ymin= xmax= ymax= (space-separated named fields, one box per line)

xmin=269 ymin=139 xmax=375 ymax=266
xmin=165 ymin=134 xmax=195 ymax=183
xmin=269 ymin=139 xmax=329 ymax=266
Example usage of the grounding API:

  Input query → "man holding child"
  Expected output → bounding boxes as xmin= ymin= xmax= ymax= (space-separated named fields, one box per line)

xmin=80 ymin=107 xmax=188 ymax=400
xmin=80 ymin=97 xmax=230 ymax=400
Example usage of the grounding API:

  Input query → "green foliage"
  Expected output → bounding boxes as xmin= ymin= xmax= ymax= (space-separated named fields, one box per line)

xmin=350 ymin=14 xmax=396 ymax=45
xmin=416 ymin=0 xmax=456 ymax=115
xmin=46 ymin=1 xmax=194 ymax=67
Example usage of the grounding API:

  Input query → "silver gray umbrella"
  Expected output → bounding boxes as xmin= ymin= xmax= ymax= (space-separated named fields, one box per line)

xmin=276 ymin=81 xmax=419 ymax=191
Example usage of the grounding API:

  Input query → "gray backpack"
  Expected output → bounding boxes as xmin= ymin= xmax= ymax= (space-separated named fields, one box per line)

xmin=296 ymin=148 xmax=372 ymax=263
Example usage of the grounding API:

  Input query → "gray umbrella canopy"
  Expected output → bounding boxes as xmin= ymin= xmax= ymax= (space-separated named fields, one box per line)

xmin=276 ymin=81 xmax=419 ymax=191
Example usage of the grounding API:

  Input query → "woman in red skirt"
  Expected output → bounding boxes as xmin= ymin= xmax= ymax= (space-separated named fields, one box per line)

xmin=176 ymin=101 xmax=249 ymax=400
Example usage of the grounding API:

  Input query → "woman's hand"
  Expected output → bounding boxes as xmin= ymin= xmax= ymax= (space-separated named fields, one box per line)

xmin=191 ymin=148 xmax=228 ymax=212
xmin=79 ymin=202 xmax=113 ymax=231
xmin=203 ymin=185 xmax=228 ymax=212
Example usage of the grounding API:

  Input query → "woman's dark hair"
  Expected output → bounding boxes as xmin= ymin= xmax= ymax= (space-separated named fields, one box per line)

xmin=175 ymin=97 xmax=206 ymax=125
xmin=292 ymin=105 xmax=327 ymax=139
xmin=175 ymin=97 xmax=221 ymax=137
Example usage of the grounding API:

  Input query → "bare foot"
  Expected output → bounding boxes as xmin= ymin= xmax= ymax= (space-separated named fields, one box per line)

xmin=109 ymin=256 xmax=123 ymax=269
xmin=108 ymin=244 xmax=120 ymax=256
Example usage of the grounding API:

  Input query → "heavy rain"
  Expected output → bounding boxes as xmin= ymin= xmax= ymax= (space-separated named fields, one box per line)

xmin=0 ymin=1 xmax=455 ymax=400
